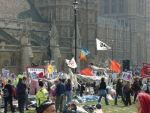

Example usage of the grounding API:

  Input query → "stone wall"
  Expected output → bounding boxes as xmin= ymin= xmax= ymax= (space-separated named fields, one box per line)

xmin=0 ymin=0 xmax=30 ymax=19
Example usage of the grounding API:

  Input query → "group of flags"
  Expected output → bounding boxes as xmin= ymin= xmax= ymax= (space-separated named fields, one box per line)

xmin=79 ymin=38 xmax=111 ymax=62
xmin=65 ymin=38 xmax=121 ymax=73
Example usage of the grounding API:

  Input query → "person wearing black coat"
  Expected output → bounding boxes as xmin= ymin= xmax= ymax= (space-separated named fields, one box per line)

xmin=114 ymin=79 xmax=125 ymax=105
xmin=16 ymin=78 xmax=27 ymax=113
xmin=98 ymin=78 xmax=109 ymax=105
xmin=3 ymin=80 xmax=14 ymax=113
xmin=131 ymin=78 xmax=141 ymax=103
xmin=123 ymin=81 xmax=132 ymax=106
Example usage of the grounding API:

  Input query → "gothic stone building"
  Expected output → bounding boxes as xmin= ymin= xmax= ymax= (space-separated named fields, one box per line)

xmin=0 ymin=0 xmax=98 ymax=73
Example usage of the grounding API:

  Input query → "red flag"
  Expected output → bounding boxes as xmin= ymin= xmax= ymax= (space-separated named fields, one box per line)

xmin=141 ymin=64 xmax=150 ymax=78
xmin=110 ymin=60 xmax=121 ymax=73
xmin=80 ymin=68 xmax=93 ymax=76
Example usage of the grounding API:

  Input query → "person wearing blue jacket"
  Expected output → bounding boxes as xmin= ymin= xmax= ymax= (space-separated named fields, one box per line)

xmin=55 ymin=78 xmax=66 ymax=113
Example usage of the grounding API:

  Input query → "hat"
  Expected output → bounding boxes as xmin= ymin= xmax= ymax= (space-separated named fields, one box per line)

xmin=96 ymin=104 xmax=101 ymax=109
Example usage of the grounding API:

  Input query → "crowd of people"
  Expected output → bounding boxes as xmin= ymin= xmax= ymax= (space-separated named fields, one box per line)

xmin=0 ymin=73 xmax=150 ymax=113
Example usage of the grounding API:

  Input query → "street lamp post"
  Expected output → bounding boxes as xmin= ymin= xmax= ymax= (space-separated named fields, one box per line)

xmin=73 ymin=0 xmax=78 ymax=73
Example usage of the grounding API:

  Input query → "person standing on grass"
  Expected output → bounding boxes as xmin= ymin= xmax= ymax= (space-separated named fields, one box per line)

xmin=55 ymin=78 xmax=66 ymax=113
xmin=17 ymin=78 xmax=27 ymax=113
xmin=114 ymin=78 xmax=125 ymax=105
xmin=3 ymin=79 xmax=14 ymax=113
xmin=131 ymin=77 xmax=141 ymax=103
xmin=36 ymin=80 xmax=49 ymax=108
xmin=80 ymin=83 xmax=85 ymax=97
xmin=65 ymin=79 xmax=72 ymax=104
xmin=98 ymin=77 xmax=109 ymax=105
xmin=123 ymin=81 xmax=132 ymax=106
xmin=22 ymin=76 xmax=29 ymax=110
xmin=142 ymin=78 xmax=150 ymax=94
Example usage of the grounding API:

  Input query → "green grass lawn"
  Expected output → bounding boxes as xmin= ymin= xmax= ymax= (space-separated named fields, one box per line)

xmin=101 ymin=100 xmax=137 ymax=113
xmin=77 ymin=98 xmax=137 ymax=113
xmin=25 ymin=98 xmax=137 ymax=113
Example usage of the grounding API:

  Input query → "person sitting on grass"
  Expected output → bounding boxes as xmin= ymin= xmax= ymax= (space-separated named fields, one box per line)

xmin=37 ymin=101 xmax=56 ymax=113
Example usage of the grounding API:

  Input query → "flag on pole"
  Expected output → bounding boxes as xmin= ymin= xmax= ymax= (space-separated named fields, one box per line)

xmin=47 ymin=64 xmax=54 ymax=74
xmin=109 ymin=60 xmax=121 ymax=73
xmin=80 ymin=68 xmax=93 ymax=76
xmin=81 ymin=48 xmax=90 ymax=55
xmin=141 ymin=64 xmax=150 ymax=78
xmin=66 ymin=57 xmax=77 ymax=69
xmin=96 ymin=38 xmax=111 ymax=50
xmin=79 ymin=53 xmax=87 ymax=61
xmin=79 ymin=48 xmax=90 ymax=61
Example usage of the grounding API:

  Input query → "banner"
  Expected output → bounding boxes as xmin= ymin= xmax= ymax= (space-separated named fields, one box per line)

xmin=141 ymin=63 xmax=150 ymax=78
xmin=2 ymin=68 xmax=10 ymax=78
xmin=66 ymin=57 xmax=77 ymax=69
xmin=96 ymin=38 xmax=111 ymax=50
xmin=122 ymin=71 xmax=133 ymax=82
xmin=27 ymin=67 xmax=45 ymax=79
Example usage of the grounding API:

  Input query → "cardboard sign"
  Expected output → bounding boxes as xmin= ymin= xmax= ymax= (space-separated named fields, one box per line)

xmin=122 ymin=71 xmax=133 ymax=81
xmin=2 ymin=68 xmax=10 ymax=78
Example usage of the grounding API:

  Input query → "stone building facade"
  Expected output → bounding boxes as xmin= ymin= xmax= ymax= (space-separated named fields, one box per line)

xmin=97 ymin=17 xmax=130 ymax=65
xmin=0 ymin=0 xmax=49 ymax=73
xmin=98 ymin=0 xmax=149 ymax=68
xmin=1 ymin=0 xmax=149 ymax=73
xmin=33 ymin=0 xmax=98 ymax=64
xmin=0 ymin=0 xmax=99 ymax=73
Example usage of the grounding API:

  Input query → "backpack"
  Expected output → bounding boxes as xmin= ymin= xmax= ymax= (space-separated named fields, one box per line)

xmin=3 ymin=88 xmax=9 ymax=97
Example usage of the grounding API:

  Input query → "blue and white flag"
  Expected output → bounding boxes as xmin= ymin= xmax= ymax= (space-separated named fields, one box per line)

xmin=81 ymin=48 xmax=90 ymax=55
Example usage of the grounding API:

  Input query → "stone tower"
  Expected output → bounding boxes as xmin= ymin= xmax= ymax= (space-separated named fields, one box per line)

xmin=33 ymin=0 xmax=98 ymax=68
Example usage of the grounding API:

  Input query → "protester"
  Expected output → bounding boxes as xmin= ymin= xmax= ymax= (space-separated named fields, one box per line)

xmin=136 ymin=92 xmax=150 ymax=113
xmin=98 ymin=77 xmax=109 ymax=105
xmin=3 ymin=79 xmax=14 ymax=113
xmin=23 ymin=76 xmax=29 ymax=110
xmin=123 ymin=81 xmax=132 ymax=106
xmin=55 ymin=78 xmax=66 ymax=113
xmin=16 ymin=78 xmax=27 ymax=113
xmin=131 ymin=77 xmax=141 ymax=103
xmin=63 ymin=102 xmax=77 ymax=113
xmin=114 ymin=78 xmax=125 ymax=105
xmin=37 ymin=101 xmax=56 ymax=113
xmin=65 ymin=79 xmax=72 ymax=104
xmin=50 ymin=80 xmax=58 ymax=102
xmin=80 ymin=83 xmax=85 ymax=97
xmin=36 ymin=80 xmax=49 ymax=108
xmin=142 ymin=78 xmax=150 ymax=94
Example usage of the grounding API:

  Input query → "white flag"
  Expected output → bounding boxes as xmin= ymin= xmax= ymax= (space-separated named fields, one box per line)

xmin=96 ymin=38 xmax=111 ymax=50
xmin=65 ymin=57 xmax=77 ymax=69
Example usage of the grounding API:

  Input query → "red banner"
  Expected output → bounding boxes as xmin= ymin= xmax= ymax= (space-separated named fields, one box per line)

xmin=141 ymin=63 xmax=150 ymax=78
